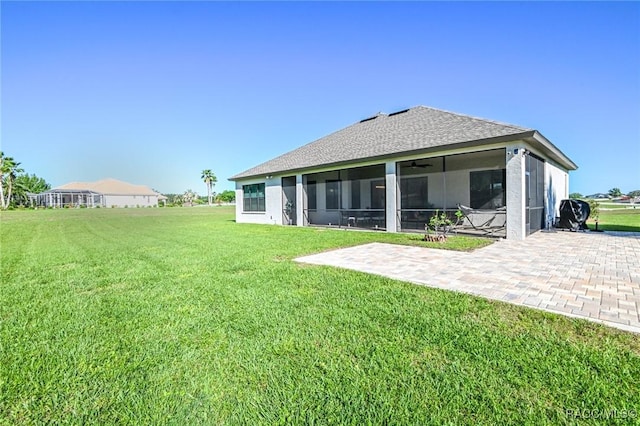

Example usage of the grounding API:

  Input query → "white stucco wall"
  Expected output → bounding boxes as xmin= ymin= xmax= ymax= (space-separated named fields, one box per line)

xmin=235 ymin=177 xmax=283 ymax=225
xmin=545 ymin=161 xmax=570 ymax=228
xmin=420 ymin=149 xmax=504 ymax=210
xmin=385 ymin=161 xmax=398 ymax=232
xmin=266 ymin=178 xmax=284 ymax=224
xmin=296 ymin=174 xmax=304 ymax=226
xmin=427 ymin=171 xmax=469 ymax=209
xmin=505 ymin=144 xmax=527 ymax=240
xmin=104 ymin=194 xmax=159 ymax=208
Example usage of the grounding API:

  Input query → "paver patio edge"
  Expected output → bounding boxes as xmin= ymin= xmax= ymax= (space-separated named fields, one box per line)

xmin=295 ymin=232 xmax=640 ymax=335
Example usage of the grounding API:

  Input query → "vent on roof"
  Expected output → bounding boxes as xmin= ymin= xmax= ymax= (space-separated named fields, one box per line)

xmin=359 ymin=115 xmax=378 ymax=123
xmin=388 ymin=108 xmax=409 ymax=117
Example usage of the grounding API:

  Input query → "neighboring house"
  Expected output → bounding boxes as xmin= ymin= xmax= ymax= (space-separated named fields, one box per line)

xmin=32 ymin=178 xmax=167 ymax=208
xmin=586 ymin=193 xmax=609 ymax=199
xmin=230 ymin=106 xmax=577 ymax=240
xmin=615 ymin=196 xmax=640 ymax=205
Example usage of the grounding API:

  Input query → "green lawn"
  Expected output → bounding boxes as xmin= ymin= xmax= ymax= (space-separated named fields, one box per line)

xmin=1 ymin=207 xmax=638 ymax=424
xmin=588 ymin=208 xmax=640 ymax=232
xmin=597 ymin=203 xmax=631 ymax=210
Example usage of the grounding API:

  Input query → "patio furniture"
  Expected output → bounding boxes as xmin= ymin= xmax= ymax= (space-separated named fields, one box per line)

xmin=457 ymin=204 xmax=506 ymax=236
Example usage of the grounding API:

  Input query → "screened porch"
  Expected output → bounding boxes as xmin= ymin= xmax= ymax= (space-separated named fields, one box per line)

xmin=303 ymin=164 xmax=387 ymax=230
xmin=300 ymin=148 xmax=512 ymax=236
xmin=396 ymin=148 xmax=507 ymax=234
xmin=30 ymin=189 xmax=105 ymax=208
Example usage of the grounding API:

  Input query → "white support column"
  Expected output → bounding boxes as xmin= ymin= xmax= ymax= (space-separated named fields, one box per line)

xmin=296 ymin=174 xmax=304 ymax=226
xmin=385 ymin=160 xmax=398 ymax=233
xmin=506 ymin=145 xmax=526 ymax=240
xmin=235 ymin=182 xmax=243 ymax=221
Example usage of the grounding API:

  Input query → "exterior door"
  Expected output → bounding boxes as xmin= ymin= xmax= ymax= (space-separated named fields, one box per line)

xmin=282 ymin=176 xmax=297 ymax=225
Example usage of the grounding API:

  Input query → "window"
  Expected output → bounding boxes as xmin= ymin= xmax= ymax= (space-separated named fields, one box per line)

xmin=326 ymin=180 xmax=340 ymax=210
xmin=243 ymin=183 xmax=265 ymax=212
xmin=351 ymin=180 xmax=361 ymax=209
xmin=307 ymin=181 xmax=317 ymax=210
xmin=400 ymin=176 xmax=429 ymax=209
xmin=370 ymin=180 xmax=385 ymax=209
xmin=470 ymin=170 xmax=505 ymax=209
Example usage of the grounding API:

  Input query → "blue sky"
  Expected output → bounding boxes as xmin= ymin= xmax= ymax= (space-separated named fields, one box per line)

xmin=2 ymin=1 xmax=639 ymax=195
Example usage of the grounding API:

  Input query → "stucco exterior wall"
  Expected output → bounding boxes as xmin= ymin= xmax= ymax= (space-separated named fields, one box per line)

xmin=235 ymin=177 xmax=283 ymax=225
xmin=104 ymin=194 xmax=159 ymax=208
xmin=545 ymin=161 xmax=570 ymax=228
xmin=505 ymin=143 xmax=527 ymax=240
xmin=426 ymin=171 xmax=470 ymax=209
xmin=385 ymin=161 xmax=398 ymax=232
xmin=296 ymin=174 xmax=304 ymax=226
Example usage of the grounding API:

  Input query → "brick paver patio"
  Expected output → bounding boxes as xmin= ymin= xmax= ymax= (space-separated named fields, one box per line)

xmin=295 ymin=230 xmax=640 ymax=334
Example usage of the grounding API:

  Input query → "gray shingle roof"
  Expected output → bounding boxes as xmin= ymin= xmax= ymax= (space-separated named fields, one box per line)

xmin=230 ymin=106 xmax=551 ymax=180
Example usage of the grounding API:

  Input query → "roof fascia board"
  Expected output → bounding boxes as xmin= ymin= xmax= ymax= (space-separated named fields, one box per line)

xmin=527 ymin=131 xmax=578 ymax=170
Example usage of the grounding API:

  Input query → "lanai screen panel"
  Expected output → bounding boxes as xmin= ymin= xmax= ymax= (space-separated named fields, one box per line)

xmin=526 ymin=153 xmax=545 ymax=234
xmin=303 ymin=164 xmax=385 ymax=229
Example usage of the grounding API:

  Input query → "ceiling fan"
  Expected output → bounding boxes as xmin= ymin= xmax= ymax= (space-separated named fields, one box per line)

xmin=406 ymin=161 xmax=432 ymax=169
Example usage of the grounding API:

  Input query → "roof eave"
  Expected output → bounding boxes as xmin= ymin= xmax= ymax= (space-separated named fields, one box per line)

xmin=526 ymin=131 xmax=578 ymax=171
xmin=229 ymin=131 xmax=537 ymax=181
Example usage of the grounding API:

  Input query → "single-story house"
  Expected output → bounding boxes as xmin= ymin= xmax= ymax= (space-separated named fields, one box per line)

xmin=32 ymin=178 xmax=167 ymax=208
xmin=229 ymin=106 xmax=577 ymax=240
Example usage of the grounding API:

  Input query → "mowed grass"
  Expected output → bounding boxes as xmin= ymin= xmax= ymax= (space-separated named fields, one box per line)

xmin=588 ymin=208 xmax=640 ymax=232
xmin=1 ymin=207 xmax=639 ymax=424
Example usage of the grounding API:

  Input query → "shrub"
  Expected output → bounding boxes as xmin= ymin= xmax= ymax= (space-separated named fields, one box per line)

xmin=588 ymin=200 xmax=600 ymax=223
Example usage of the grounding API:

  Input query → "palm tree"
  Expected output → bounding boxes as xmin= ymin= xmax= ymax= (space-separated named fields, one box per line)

xmin=0 ymin=152 xmax=6 ymax=209
xmin=0 ymin=152 xmax=23 ymax=209
xmin=183 ymin=189 xmax=197 ymax=206
xmin=201 ymin=169 xmax=217 ymax=206
xmin=6 ymin=163 xmax=24 ymax=208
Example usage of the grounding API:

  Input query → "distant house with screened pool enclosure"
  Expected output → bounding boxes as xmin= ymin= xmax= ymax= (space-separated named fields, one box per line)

xmin=229 ymin=106 xmax=577 ymax=240
xmin=31 ymin=178 xmax=167 ymax=208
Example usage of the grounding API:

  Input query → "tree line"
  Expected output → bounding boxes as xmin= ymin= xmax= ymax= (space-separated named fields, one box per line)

xmin=0 ymin=152 xmax=50 ymax=210
xmin=160 ymin=170 xmax=235 ymax=206
xmin=161 ymin=190 xmax=235 ymax=206
xmin=0 ymin=155 xmax=236 ymax=210
xmin=570 ymin=188 xmax=640 ymax=200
